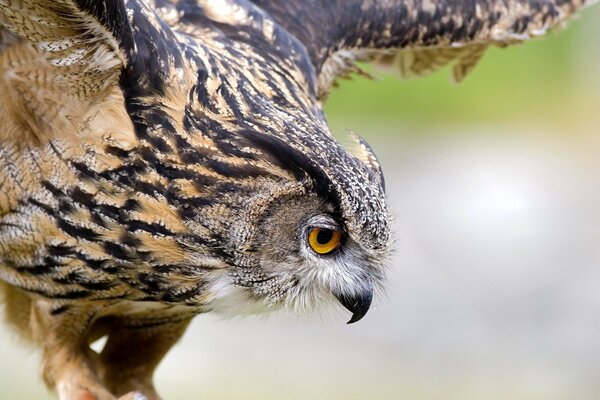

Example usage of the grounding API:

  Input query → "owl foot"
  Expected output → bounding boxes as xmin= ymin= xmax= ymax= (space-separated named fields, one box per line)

xmin=56 ymin=377 xmax=116 ymax=400
xmin=59 ymin=385 xmax=147 ymax=400
xmin=118 ymin=392 xmax=148 ymax=400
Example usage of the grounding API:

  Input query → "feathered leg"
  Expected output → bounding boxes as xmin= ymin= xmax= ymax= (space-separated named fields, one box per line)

xmin=29 ymin=301 xmax=116 ymax=400
xmin=98 ymin=317 xmax=192 ymax=400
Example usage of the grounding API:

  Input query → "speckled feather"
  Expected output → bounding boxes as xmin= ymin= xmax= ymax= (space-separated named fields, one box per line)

xmin=0 ymin=0 xmax=594 ymax=398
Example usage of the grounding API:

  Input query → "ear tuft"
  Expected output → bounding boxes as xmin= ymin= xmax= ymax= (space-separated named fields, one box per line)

xmin=347 ymin=132 xmax=385 ymax=192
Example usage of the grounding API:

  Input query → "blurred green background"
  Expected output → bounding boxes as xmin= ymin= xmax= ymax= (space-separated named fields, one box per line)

xmin=1 ymin=6 xmax=599 ymax=400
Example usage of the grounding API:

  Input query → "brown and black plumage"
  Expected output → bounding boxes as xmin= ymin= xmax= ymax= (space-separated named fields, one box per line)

xmin=0 ymin=0 xmax=594 ymax=399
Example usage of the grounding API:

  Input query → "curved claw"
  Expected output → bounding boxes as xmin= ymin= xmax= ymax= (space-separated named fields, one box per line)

xmin=118 ymin=392 xmax=148 ymax=400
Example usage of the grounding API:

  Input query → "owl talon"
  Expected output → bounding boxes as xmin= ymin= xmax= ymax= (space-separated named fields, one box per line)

xmin=118 ymin=392 xmax=148 ymax=400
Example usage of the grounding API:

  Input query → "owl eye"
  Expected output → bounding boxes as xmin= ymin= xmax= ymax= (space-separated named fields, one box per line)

xmin=308 ymin=227 xmax=342 ymax=255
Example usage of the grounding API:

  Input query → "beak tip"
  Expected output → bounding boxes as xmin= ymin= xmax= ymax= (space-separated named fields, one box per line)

xmin=335 ymin=283 xmax=374 ymax=325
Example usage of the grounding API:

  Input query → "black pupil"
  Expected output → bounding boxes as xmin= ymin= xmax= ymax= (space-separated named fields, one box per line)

xmin=316 ymin=229 xmax=334 ymax=245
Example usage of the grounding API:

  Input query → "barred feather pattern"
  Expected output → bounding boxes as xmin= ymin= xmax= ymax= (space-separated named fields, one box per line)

xmin=0 ymin=0 xmax=388 ymax=314
xmin=252 ymin=0 xmax=596 ymax=96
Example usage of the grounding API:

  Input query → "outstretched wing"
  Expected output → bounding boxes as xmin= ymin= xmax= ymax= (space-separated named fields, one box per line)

xmin=251 ymin=0 xmax=596 ymax=98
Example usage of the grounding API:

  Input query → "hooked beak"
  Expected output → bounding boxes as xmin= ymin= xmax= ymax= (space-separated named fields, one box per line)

xmin=335 ymin=280 xmax=374 ymax=324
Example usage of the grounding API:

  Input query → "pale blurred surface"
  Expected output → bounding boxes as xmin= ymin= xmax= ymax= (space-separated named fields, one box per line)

xmin=1 ymin=7 xmax=599 ymax=400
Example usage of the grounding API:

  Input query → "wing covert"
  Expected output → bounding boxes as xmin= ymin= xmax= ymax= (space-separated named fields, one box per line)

xmin=251 ymin=0 xmax=596 ymax=98
xmin=0 ymin=0 xmax=142 ymax=145
xmin=0 ymin=0 xmax=133 ymax=97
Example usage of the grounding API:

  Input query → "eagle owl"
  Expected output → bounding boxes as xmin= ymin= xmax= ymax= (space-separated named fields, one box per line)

xmin=0 ymin=0 xmax=594 ymax=399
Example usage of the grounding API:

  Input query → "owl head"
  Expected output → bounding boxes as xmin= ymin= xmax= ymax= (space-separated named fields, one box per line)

xmin=195 ymin=124 xmax=391 ymax=324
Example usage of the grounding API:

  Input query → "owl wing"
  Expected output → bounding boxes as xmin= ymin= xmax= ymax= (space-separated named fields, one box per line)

xmin=0 ymin=0 xmax=147 ymax=152
xmin=0 ymin=0 xmax=132 ymax=100
xmin=250 ymin=0 xmax=596 ymax=98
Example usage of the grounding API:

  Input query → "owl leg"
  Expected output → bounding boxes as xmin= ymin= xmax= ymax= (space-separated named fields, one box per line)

xmin=97 ymin=317 xmax=192 ymax=400
xmin=30 ymin=301 xmax=117 ymax=400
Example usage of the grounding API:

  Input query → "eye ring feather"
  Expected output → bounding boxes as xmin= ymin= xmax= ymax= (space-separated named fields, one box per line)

xmin=307 ymin=227 xmax=342 ymax=255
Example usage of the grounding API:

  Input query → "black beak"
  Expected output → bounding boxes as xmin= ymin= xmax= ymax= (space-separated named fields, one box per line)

xmin=335 ymin=281 xmax=374 ymax=324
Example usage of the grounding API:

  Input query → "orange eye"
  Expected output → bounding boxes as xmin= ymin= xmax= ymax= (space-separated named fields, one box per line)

xmin=308 ymin=227 xmax=342 ymax=255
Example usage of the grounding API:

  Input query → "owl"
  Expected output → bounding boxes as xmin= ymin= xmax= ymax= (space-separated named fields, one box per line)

xmin=0 ymin=0 xmax=594 ymax=399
